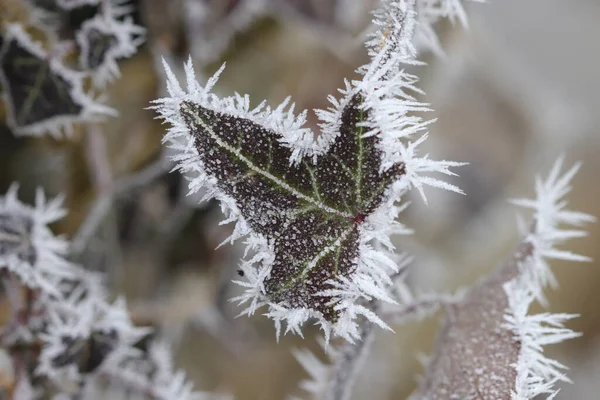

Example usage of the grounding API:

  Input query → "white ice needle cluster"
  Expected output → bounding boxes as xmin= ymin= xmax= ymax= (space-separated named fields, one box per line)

xmin=76 ymin=11 xmax=146 ymax=88
xmin=0 ymin=184 xmax=75 ymax=294
xmin=324 ymin=0 xmax=465 ymax=202
xmin=0 ymin=187 xmax=202 ymax=400
xmin=0 ymin=24 xmax=114 ymax=138
xmin=505 ymin=158 xmax=595 ymax=399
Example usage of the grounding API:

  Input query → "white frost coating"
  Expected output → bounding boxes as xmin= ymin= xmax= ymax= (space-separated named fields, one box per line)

xmin=76 ymin=13 xmax=146 ymax=88
xmin=504 ymin=158 xmax=595 ymax=399
xmin=0 ymin=184 xmax=78 ymax=296
xmin=0 ymin=188 xmax=202 ymax=399
xmin=0 ymin=24 xmax=115 ymax=138
xmin=320 ymin=0 xmax=466 ymax=204
xmin=37 ymin=293 xmax=206 ymax=399
xmin=153 ymin=0 xmax=468 ymax=341
xmin=292 ymin=338 xmax=338 ymax=398
xmin=36 ymin=298 xmax=149 ymax=383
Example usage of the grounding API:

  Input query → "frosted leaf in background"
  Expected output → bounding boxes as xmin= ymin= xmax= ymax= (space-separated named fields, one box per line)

xmin=507 ymin=159 xmax=595 ymax=399
xmin=0 ymin=25 xmax=114 ymax=137
xmin=76 ymin=14 xmax=146 ymax=87
xmin=0 ymin=185 xmax=77 ymax=295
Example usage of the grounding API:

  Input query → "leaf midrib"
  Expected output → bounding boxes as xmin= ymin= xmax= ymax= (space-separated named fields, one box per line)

xmin=270 ymin=223 xmax=354 ymax=297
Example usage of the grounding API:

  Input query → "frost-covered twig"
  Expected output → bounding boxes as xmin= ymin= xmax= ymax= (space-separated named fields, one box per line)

xmin=324 ymin=309 xmax=377 ymax=400
xmin=415 ymin=159 xmax=594 ymax=399
xmin=70 ymin=155 xmax=172 ymax=255
xmin=181 ymin=0 xmax=479 ymax=66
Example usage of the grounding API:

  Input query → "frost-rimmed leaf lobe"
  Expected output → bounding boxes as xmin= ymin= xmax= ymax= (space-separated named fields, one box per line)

xmin=180 ymin=92 xmax=405 ymax=322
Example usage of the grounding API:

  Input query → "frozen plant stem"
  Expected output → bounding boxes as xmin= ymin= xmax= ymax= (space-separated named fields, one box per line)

xmin=71 ymin=155 xmax=172 ymax=255
xmin=382 ymin=293 xmax=455 ymax=325
xmin=84 ymin=124 xmax=113 ymax=193
xmin=417 ymin=242 xmax=533 ymax=398
xmin=416 ymin=160 xmax=594 ymax=399
xmin=324 ymin=310 xmax=377 ymax=400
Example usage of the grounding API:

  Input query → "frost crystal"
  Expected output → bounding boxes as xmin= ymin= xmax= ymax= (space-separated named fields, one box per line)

xmin=76 ymin=13 xmax=146 ymax=87
xmin=413 ymin=0 xmax=482 ymax=55
xmin=506 ymin=158 xmax=595 ymax=399
xmin=153 ymin=0 xmax=463 ymax=341
xmin=0 ymin=185 xmax=76 ymax=295
xmin=38 ymin=298 xmax=149 ymax=383
xmin=0 ymin=24 xmax=114 ymax=137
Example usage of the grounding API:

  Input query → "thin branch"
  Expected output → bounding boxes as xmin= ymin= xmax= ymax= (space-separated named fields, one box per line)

xmin=70 ymin=155 xmax=172 ymax=256
xmin=382 ymin=294 xmax=456 ymax=325
xmin=322 ymin=318 xmax=376 ymax=400
xmin=84 ymin=124 xmax=113 ymax=193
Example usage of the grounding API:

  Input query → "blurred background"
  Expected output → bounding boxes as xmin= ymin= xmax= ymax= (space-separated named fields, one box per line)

xmin=0 ymin=0 xmax=599 ymax=398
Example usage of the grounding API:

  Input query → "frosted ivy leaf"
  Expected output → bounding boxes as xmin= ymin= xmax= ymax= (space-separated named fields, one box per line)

xmin=81 ymin=27 xmax=118 ymax=70
xmin=0 ymin=24 xmax=114 ymax=137
xmin=0 ymin=185 xmax=78 ymax=295
xmin=76 ymin=14 xmax=146 ymax=87
xmin=180 ymin=93 xmax=404 ymax=324
xmin=154 ymin=0 xmax=463 ymax=340
xmin=38 ymin=298 xmax=149 ymax=383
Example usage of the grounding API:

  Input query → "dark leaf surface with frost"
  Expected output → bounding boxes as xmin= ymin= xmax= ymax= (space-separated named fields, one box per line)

xmin=180 ymin=93 xmax=405 ymax=323
xmin=0 ymin=25 xmax=113 ymax=137
xmin=0 ymin=35 xmax=82 ymax=128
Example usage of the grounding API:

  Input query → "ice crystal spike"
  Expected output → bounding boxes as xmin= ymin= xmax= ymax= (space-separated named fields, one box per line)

xmin=0 ymin=25 xmax=114 ymax=137
xmin=0 ymin=213 xmax=37 ymax=266
xmin=0 ymin=184 xmax=76 ymax=295
xmin=179 ymin=93 xmax=405 ymax=324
